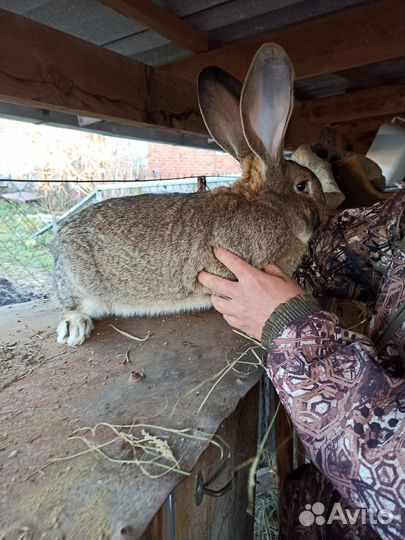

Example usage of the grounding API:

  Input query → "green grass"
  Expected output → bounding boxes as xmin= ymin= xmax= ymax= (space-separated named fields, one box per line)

xmin=0 ymin=199 xmax=54 ymax=293
xmin=255 ymin=492 xmax=279 ymax=540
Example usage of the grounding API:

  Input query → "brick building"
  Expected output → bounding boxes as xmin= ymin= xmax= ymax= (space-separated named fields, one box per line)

xmin=144 ymin=142 xmax=241 ymax=179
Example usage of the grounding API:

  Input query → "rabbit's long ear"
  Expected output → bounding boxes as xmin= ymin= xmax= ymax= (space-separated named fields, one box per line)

xmin=240 ymin=43 xmax=294 ymax=166
xmin=198 ymin=67 xmax=251 ymax=161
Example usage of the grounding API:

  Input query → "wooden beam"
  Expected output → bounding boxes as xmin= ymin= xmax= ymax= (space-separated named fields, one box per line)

xmin=98 ymin=0 xmax=215 ymax=53
xmin=285 ymin=107 xmax=324 ymax=149
xmin=0 ymin=8 xmax=206 ymax=135
xmin=173 ymin=385 xmax=258 ymax=540
xmin=0 ymin=9 xmax=338 ymax=151
xmin=301 ymin=85 xmax=404 ymax=125
xmin=336 ymin=67 xmax=383 ymax=88
xmin=334 ymin=115 xmax=402 ymax=138
xmin=165 ymin=0 xmax=404 ymax=82
xmin=1 ymin=8 xmax=401 ymax=154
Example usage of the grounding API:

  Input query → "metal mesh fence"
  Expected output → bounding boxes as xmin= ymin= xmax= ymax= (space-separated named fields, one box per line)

xmin=0 ymin=176 xmax=237 ymax=307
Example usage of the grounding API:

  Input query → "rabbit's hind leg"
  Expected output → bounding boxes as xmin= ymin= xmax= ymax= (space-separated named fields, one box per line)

xmin=57 ymin=310 xmax=94 ymax=346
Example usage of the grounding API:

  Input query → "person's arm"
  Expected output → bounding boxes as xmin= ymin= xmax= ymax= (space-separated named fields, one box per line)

xmin=198 ymin=248 xmax=405 ymax=540
xmin=296 ymin=190 xmax=405 ymax=302
xmin=263 ymin=300 xmax=404 ymax=540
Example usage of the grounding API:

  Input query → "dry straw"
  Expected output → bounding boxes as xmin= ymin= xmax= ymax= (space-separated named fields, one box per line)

xmin=51 ymin=422 xmax=227 ymax=479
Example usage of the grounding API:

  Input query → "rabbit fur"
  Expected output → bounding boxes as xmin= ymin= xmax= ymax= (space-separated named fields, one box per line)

xmin=55 ymin=43 xmax=327 ymax=346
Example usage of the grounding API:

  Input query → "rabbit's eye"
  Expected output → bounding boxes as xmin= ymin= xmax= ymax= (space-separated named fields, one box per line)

xmin=295 ymin=181 xmax=308 ymax=193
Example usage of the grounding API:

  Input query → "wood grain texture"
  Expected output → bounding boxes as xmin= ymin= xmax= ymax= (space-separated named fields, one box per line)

xmin=334 ymin=115 xmax=403 ymax=138
xmin=275 ymin=399 xmax=294 ymax=489
xmin=172 ymin=384 xmax=259 ymax=540
xmin=0 ymin=8 xmax=329 ymax=146
xmin=0 ymin=301 xmax=262 ymax=539
xmin=1 ymin=7 xmax=398 ymax=145
xmin=301 ymin=85 xmax=404 ymax=125
xmin=99 ymin=0 xmax=216 ymax=53
xmin=165 ymin=0 xmax=404 ymax=82
xmin=0 ymin=8 xmax=206 ymax=134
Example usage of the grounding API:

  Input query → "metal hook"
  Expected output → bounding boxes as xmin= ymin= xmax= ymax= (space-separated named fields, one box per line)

xmin=195 ymin=470 xmax=233 ymax=506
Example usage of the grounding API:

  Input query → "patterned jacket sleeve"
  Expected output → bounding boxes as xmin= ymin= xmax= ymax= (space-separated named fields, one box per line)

xmin=264 ymin=309 xmax=405 ymax=540
xmin=261 ymin=190 xmax=405 ymax=539
xmin=295 ymin=191 xmax=405 ymax=302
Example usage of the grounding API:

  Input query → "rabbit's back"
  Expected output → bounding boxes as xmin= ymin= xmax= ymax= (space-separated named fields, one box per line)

xmin=55 ymin=191 xmax=297 ymax=310
xmin=57 ymin=193 xmax=213 ymax=304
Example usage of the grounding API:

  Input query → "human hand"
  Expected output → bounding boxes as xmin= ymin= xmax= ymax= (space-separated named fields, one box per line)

xmin=198 ymin=247 xmax=305 ymax=341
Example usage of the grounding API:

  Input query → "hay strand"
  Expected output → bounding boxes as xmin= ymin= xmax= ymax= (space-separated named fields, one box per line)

xmin=52 ymin=421 xmax=226 ymax=480
xmin=197 ymin=344 xmax=264 ymax=413
xmin=109 ymin=324 xmax=150 ymax=342
xmin=247 ymin=402 xmax=280 ymax=516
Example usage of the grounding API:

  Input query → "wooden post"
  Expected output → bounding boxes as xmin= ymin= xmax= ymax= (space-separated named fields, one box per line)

xmin=275 ymin=398 xmax=294 ymax=490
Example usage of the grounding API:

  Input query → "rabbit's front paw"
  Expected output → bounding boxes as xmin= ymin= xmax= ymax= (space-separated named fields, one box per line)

xmin=57 ymin=312 xmax=94 ymax=346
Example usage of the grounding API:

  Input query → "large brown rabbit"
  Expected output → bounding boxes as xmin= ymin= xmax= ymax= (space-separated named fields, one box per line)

xmin=55 ymin=43 xmax=326 ymax=346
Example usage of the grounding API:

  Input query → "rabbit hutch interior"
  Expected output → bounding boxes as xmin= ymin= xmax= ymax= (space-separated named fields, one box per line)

xmin=0 ymin=1 xmax=404 ymax=539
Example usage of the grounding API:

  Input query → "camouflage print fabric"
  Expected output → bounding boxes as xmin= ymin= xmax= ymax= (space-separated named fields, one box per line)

xmin=268 ymin=190 xmax=405 ymax=540
xmin=296 ymin=190 xmax=405 ymax=307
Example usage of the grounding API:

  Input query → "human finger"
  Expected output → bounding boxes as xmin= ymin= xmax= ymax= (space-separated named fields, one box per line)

xmin=213 ymin=247 xmax=253 ymax=278
xmin=263 ymin=263 xmax=286 ymax=276
xmin=198 ymin=271 xmax=235 ymax=297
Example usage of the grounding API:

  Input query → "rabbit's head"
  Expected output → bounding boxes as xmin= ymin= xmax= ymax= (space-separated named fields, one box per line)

xmin=198 ymin=43 xmax=327 ymax=239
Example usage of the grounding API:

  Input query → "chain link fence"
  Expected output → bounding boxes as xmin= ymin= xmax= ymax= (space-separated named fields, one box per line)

xmin=0 ymin=176 xmax=237 ymax=307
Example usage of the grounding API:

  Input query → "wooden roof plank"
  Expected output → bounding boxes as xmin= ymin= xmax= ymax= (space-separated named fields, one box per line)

xmin=334 ymin=115 xmax=401 ymax=138
xmin=164 ymin=0 xmax=404 ymax=82
xmin=301 ymin=84 xmax=404 ymax=125
xmin=98 ymin=0 xmax=216 ymax=53
xmin=1 ymin=7 xmax=400 ymax=144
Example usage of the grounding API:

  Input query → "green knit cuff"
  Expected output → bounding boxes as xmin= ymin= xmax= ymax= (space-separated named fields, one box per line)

xmin=261 ymin=294 xmax=322 ymax=348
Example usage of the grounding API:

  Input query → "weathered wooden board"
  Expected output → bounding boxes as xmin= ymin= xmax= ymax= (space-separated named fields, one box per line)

xmin=99 ymin=0 xmax=216 ymax=53
xmin=166 ymin=0 xmax=404 ymax=82
xmin=141 ymin=384 xmax=259 ymax=540
xmin=301 ymin=84 xmax=404 ymax=125
xmin=0 ymin=301 xmax=261 ymax=540
xmin=0 ymin=9 xmax=205 ymax=134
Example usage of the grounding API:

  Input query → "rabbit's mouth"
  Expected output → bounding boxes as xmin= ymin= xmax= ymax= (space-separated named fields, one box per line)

xmin=298 ymin=210 xmax=323 ymax=245
xmin=311 ymin=210 xmax=322 ymax=231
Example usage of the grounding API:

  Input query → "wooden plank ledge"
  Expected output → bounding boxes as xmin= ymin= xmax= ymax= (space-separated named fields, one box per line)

xmin=0 ymin=300 xmax=261 ymax=539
